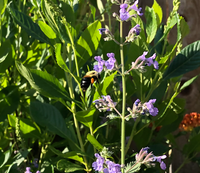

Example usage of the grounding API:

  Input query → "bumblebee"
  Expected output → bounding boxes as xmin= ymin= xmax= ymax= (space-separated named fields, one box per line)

xmin=81 ymin=70 xmax=100 ymax=92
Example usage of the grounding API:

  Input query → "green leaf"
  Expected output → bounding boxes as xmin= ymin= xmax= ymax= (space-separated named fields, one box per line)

xmin=30 ymin=101 xmax=78 ymax=146
xmin=152 ymin=0 xmax=163 ymax=26
xmin=9 ymin=6 xmax=52 ymax=46
xmin=180 ymin=74 xmax=200 ymax=91
xmin=57 ymin=159 xmax=84 ymax=172
xmin=87 ymin=134 xmax=103 ymax=151
xmin=163 ymin=41 xmax=200 ymax=80
xmin=76 ymin=108 xmax=96 ymax=128
xmin=49 ymin=146 xmax=85 ymax=165
xmin=76 ymin=20 xmax=101 ymax=69
xmin=145 ymin=6 xmax=158 ymax=43
xmin=0 ymin=41 xmax=14 ymax=73
xmin=8 ymin=115 xmax=41 ymax=138
xmin=16 ymin=61 xmax=80 ymax=104
xmin=0 ymin=149 xmax=11 ymax=168
xmin=55 ymin=43 xmax=80 ymax=85
xmin=0 ymin=86 xmax=20 ymax=121
xmin=0 ymin=0 xmax=7 ymax=14
xmin=38 ymin=21 xmax=56 ymax=39
xmin=183 ymin=134 xmax=200 ymax=155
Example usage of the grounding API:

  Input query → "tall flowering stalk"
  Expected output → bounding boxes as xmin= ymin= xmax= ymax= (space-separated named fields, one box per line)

xmin=92 ymin=0 xmax=166 ymax=172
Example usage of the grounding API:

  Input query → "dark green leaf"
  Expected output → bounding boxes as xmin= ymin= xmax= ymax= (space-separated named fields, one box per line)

xmin=9 ymin=6 xmax=52 ymax=45
xmin=49 ymin=145 xmax=85 ymax=165
xmin=30 ymin=101 xmax=78 ymax=148
xmin=0 ymin=86 xmax=19 ymax=121
xmin=183 ymin=134 xmax=200 ymax=155
xmin=163 ymin=41 xmax=200 ymax=80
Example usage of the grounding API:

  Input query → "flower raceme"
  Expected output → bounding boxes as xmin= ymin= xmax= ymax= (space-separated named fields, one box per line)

xmin=127 ymin=51 xmax=159 ymax=73
xmin=94 ymin=53 xmax=116 ymax=73
xmin=93 ymin=95 xmax=117 ymax=112
xmin=119 ymin=0 xmax=143 ymax=21
xmin=127 ymin=99 xmax=159 ymax=119
xmin=92 ymin=147 xmax=166 ymax=173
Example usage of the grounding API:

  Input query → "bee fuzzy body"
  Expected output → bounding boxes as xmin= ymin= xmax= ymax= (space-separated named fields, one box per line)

xmin=81 ymin=71 xmax=100 ymax=92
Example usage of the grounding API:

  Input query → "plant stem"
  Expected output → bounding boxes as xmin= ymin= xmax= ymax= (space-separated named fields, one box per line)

xmin=120 ymin=19 xmax=126 ymax=172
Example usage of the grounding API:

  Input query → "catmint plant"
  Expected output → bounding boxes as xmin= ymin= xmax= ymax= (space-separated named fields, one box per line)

xmin=92 ymin=0 xmax=166 ymax=172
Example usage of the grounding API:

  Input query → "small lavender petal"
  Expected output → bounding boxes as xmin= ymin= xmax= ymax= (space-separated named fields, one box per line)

xmin=92 ymin=153 xmax=105 ymax=171
xmin=25 ymin=167 xmax=32 ymax=173
xmin=107 ymin=53 xmax=115 ymax=58
xmin=160 ymin=161 xmax=167 ymax=170
xmin=120 ymin=3 xmax=128 ymax=9
xmin=134 ymin=99 xmax=140 ymax=106
xmin=99 ymin=28 xmax=108 ymax=35
xmin=94 ymin=56 xmax=102 ymax=62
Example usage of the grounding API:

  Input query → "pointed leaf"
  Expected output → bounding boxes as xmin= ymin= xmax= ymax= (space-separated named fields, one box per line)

xmin=76 ymin=108 xmax=96 ymax=128
xmin=38 ymin=21 xmax=56 ymax=39
xmin=76 ymin=21 xmax=101 ymax=69
xmin=30 ymin=101 xmax=77 ymax=146
xmin=9 ymin=6 xmax=52 ymax=45
xmin=57 ymin=159 xmax=84 ymax=172
xmin=152 ymin=0 xmax=163 ymax=26
xmin=145 ymin=6 xmax=158 ymax=43
xmin=87 ymin=134 xmax=103 ymax=151
xmin=163 ymin=41 xmax=200 ymax=80
xmin=49 ymin=146 xmax=85 ymax=165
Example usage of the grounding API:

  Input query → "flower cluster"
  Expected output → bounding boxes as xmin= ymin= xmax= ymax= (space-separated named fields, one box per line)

xmin=126 ymin=24 xmax=141 ymax=42
xmin=25 ymin=167 xmax=40 ymax=173
xmin=93 ymin=95 xmax=117 ymax=112
xmin=92 ymin=153 xmax=121 ymax=173
xmin=118 ymin=0 xmax=143 ymax=21
xmin=127 ymin=99 xmax=159 ymax=118
xmin=179 ymin=112 xmax=200 ymax=131
xmin=134 ymin=147 xmax=166 ymax=170
xmin=127 ymin=51 xmax=159 ymax=73
xmin=94 ymin=53 xmax=116 ymax=73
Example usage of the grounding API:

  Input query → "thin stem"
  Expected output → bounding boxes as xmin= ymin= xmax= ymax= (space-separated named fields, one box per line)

xmin=120 ymin=19 xmax=126 ymax=172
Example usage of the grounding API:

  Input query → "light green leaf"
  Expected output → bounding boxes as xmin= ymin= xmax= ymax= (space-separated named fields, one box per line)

xmin=152 ymin=0 xmax=163 ymax=26
xmin=145 ymin=6 xmax=158 ymax=43
xmin=76 ymin=20 xmax=101 ymax=70
xmin=8 ymin=115 xmax=41 ymax=138
xmin=76 ymin=108 xmax=96 ymax=128
xmin=0 ymin=0 xmax=7 ymax=14
xmin=87 ymin=134 xmax=103 ymax=151
xmin=38 ymin=21 xmax=56 ymax=39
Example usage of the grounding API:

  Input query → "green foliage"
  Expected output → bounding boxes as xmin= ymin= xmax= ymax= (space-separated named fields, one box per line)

xmin=0 ymin=0 xmax=199 ymax=172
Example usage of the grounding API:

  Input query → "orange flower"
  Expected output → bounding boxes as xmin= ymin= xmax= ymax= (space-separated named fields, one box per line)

xmin=179 ymin=112 xmax=200 ymax=131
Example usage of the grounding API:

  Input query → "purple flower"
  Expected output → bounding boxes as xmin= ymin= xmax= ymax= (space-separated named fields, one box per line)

xmin=119 ymin=4 xmax=130 ymax=21
xmin=129 ymin=24 xmax=141 ymax=36
xmin=99 ymin=28 xmax=109 ymax=35
xmin=105 ymin=57 xmax=116 ymax=70
xmin=134 ymin=99 xmax=140 ymax=106
xmin=129 ymin=0 xmax=143 ymax=16
xmin=36 ymin=171 xmax=41 ymax=173
xmin=131 ymin=52 xmax=159 ymax=71
xmin=93 ymin=95 xmax=117 ymax=112
xmin=106 ymin=160 xmax=121 ymax=173
xmin=92 ymin=153 xmax=105 ymax=171
xmin=145 ymin=99 xmax=159 ymax=116
xmin=153 ymin=155 xmax=167 ymax=170
xmin=93 ymin=53 xmax=116 ymax=72
xmin=25 ymin=167 xmax=32 ymax=173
